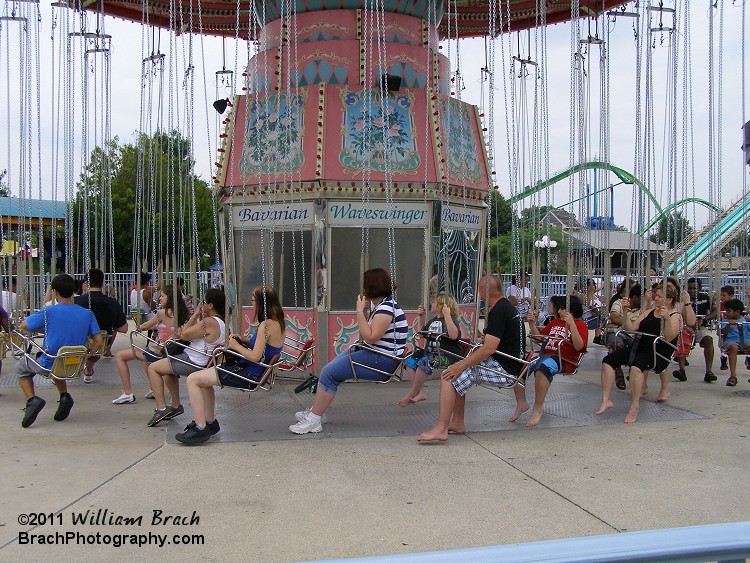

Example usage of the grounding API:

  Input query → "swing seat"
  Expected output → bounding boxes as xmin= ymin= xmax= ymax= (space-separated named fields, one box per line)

xmin=347 ymin=340 xmax=410 ymax=383
xmin=212 ymin=347 xmax=281 ymax=393
xmin=426 ymin=333 xmax=473 ymax=371
xmin=277 ymin=337 xmax=316 ymax=374
xmin=614 ymin=329 xmax=679 ymax=370
xmin=444 ymin=340 xmax=530 ymax=391
xmin=718 ymin=320 xmax=750 ymax=355
xmin=9 ymin=330 xmax=34 ymax=359
xmin=164 ymin=338 xmax=217 ymax=369
xmin=0 ymin=331 xmax=9 ymax=359
xmin=87 ymin=330 xmax=112 ymax=357
xmin=49 ymin=346 xmax=90 ymax=380
xmin=528 ymin=334 xmax=586 ymax=376
xmin=129 ymin=329 xmax=164 ymax=358
xmin=9 ymin=330 xmax=89 ymax=381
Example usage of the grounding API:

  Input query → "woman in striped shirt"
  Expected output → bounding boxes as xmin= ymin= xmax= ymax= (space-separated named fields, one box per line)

xmin=290 ymin=268 xmax=408 ymax=434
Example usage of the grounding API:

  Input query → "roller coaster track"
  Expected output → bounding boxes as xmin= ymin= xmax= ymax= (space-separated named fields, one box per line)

xmin=669 ymin=192 xmax=750 ymax=274
xmin=510 ymin=161 xmax=719 ymax=235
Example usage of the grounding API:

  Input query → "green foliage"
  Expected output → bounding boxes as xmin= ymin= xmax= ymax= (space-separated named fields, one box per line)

xmin=488 ymin=190 xmax=513 ymax=238
xmin=649 ymin=211 xmax=693 ymax=249
xmin=0 ymin=169 xmax=9 ymax=197
xmin=487 ymin=225 xmax=568 ymax=274
xmin=73 ymin=131 xmax=217 ymax=271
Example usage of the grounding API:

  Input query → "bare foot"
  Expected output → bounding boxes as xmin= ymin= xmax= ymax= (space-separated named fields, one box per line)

xmin=655 ymin=391 xmax=670 ymax=403
xmin=526 ymin=409 xmax=543 ymax=428
xmin=447 ymin=421 xmax=465 ymax=434
xmin=417 ymin=427 xmax=448 ymax=443
xmin=397 ymin=391 xmax=427 ymax=407
xmin=508 ymin=402 xmax=530 ymax=422
xmin=595 ymin=399 xmax=614 ymax=415
xmin=396 ymin=395 xmax=412 ymax=407
xmin=624 ymin=407 xmax=639 ymax=424
xmin=410 ymin=391 xmax=427 ymax=404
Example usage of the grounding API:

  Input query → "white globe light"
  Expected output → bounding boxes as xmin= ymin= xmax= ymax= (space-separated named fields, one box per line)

xmin=550 ymin=240 xmax=558 ymax=248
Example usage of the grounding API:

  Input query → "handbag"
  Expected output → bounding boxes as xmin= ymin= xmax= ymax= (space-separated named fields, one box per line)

xmin=163 ymin=339 xmax=190 ymax=357
xmin=411 ymin=347 xmax=425 ymax=361
xmin=674 ymin=327 xmax=694 ymax=358
xmin=223 ymin=338 xmax=251 ymax=367
xmin=627 ymin=335 xmax=641 ymax=366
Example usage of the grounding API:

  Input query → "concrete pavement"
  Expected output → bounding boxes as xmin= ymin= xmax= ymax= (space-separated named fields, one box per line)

xmin=0 ymin=327 xmax=748 ymax=561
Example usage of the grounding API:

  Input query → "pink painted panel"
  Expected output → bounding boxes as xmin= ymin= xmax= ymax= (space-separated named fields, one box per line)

xmin=326 ymin=311 xmax=422 ymax=363
xmin=221 ymin=88 xmax=321 ymax=189
xmin=321 ymin=85 xmax=440 ymax=185
xmin=258 ymin=10 xmax=429 ymax=49
xmin=259 ymin=11 xmax=358 ymax=47
xmin=457 ymin=305 xmax=478 ymax=341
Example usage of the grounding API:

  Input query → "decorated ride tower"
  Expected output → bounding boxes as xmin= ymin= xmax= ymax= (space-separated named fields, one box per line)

xmin=213 ymin=1 xmax=624 ymax=366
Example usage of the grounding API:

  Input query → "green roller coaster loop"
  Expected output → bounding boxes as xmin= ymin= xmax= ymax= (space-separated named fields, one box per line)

xmin=509 ymin=161 xmax=719 ymax=234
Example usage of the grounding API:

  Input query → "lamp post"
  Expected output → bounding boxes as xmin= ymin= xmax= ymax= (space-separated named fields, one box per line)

xmin=534 ymin=235 xmax=558 ymax=277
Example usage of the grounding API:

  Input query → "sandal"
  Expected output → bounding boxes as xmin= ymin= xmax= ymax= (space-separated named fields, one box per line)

xmin=726 ymin=376 xmax=738 ymax=387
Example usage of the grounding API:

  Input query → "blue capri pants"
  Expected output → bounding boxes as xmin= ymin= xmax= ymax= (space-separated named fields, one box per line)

xmin=317 ymin=348 xmax=400 ymax=394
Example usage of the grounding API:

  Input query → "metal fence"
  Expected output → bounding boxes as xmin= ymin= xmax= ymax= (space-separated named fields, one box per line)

xmin=8 ymin=270 xmax=748 ymax=318
xmin=13 ymin=271 xmax=218 ymax=318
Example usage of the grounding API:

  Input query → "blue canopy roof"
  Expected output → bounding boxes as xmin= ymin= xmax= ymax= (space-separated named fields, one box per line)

xmin=0 ymin=197 xmax=68 ymax=220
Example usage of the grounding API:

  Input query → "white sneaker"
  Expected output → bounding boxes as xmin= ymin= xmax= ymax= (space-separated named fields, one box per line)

xmin=84 ymin=375 xmax=93 ymax=384
xmin=145 ymin=390 xmax=155 ymax=399
xmin=289 ymin=415 xmax=323 ymax=434
xmin=112 ymin=393 xmax=136 ymax=404
xmin=295 ymin=409 xmax=327 ymax=423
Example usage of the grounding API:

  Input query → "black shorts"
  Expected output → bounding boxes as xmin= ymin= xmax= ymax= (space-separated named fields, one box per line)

xmin=603 ymin=343 xmax=669 ymax=374
xmin=217 ymin=364 xmax=260 ymax=390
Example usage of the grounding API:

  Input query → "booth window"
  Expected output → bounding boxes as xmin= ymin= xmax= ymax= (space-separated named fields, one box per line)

xmin=329 ymin=228 xmax=422 ymax=311
xmin=233 ymin=229 xmax=312 ymax=309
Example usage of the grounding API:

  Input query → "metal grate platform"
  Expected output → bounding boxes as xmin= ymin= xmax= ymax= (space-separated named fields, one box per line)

xmin=164 ymin=376 xmax=704 ymax=444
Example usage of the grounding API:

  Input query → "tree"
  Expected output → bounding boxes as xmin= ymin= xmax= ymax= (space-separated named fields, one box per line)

xmin=0 ymin=169 xmax=8 ymax=197
xmin=488 ymin=225 xmax=568 ymax=274
xmin=649 ymin=211 xmax=693 ymax=249
xmin=73 ymin=131 xmax=218 ymax=271
xmin=488 ymin=190 xmax=513 ymax=238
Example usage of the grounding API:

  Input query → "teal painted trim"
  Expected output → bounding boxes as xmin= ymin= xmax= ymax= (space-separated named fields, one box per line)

xmin=670 ymin=194 xmax=750 ymax=274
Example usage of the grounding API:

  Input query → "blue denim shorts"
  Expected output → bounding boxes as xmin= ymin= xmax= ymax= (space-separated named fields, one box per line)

xmin=530 ymin=356 xmax=561 ymax=383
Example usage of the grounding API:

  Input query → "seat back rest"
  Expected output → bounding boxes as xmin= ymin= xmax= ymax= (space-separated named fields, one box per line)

xmin=257 ymin=353 xmax=282 ymax=387
xmin=347 ymin=341 xmax=409 ymax=383
xmin=296 ymin=339 xmax=315 ymax=368
xmin=87 ymin=331 xmax=111 ymax=356
xmin=49 ymin=345 xmax=89 ymax=379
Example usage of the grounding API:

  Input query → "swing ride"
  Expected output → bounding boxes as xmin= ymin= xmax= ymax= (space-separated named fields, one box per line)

xmin=0 ymin=0 xmax=748 ymax=382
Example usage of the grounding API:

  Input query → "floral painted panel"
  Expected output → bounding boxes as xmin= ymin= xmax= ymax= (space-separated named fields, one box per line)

xmin=239 ymin=91 xmax=308 ymax=175
xmin=339 ymin=89 xmax=420 ymax=175
xmin=439 ymin=98 xmax=482 ymax=184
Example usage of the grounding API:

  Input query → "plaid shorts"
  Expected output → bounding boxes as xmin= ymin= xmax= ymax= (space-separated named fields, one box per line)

xmin=451 ymin=357 xmax=515 ymax=396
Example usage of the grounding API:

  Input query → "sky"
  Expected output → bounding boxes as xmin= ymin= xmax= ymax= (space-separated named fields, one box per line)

xmin=0 ymin=1 xmax=747 ymax=235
